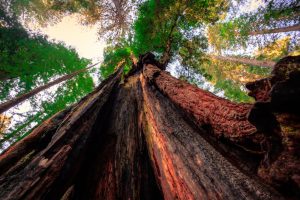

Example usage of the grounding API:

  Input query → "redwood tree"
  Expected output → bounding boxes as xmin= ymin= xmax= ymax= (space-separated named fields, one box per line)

xmin=0 ymin=54 xmax=299 ymax=199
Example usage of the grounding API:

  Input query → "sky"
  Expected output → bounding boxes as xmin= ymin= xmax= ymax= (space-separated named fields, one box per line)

xmin=27 ymin=14 xmax=106 ymax=63
xmin=239 ymin=0 xmax=265 ymax=12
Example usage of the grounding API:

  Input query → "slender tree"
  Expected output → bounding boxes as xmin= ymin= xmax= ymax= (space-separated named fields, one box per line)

xmin=210 ymin=55 xmax=276 ymax=67
xmin=249 ymin=24 xmax=300 ymax=35
xmin=0 ymin=62 xmax=99 ymax=114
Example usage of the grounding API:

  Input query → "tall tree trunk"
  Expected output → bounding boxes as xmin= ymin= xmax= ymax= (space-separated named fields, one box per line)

xmin=249 ymin=24 xmax=300 ymax=35
xmin=210 ymin=55 xmax=276 ymax=67
xmin=0 ymin=63 xmax=99 ymax=114
xmin=0 ymin=55 xmax=299 ymax=199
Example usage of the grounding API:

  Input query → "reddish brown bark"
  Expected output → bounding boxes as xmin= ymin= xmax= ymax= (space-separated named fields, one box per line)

xmin=0 ymin=55 xmax=299 ymax=199
xmin=143 ymin=64 xmax=256 ymax=139
xmin=141 ymin=64 xmax=270 ymax=169
xmin=160 ymin=38 xmax=172 ymax=68
xmin=130 ymin=51 xmax=138 ymax=66
xmin=140 ymin=73 xmax=280 ymax=199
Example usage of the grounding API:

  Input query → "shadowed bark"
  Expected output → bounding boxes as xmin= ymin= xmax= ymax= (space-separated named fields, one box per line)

xmin=246 ymin=56 xmax=300 ymax=197
xmin=0 ymin=55 xmax=299 ymax=199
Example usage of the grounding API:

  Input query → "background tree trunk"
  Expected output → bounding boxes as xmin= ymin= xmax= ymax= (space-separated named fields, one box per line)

xmin=0 ymin=55 xmax=299 ymax=199
xmin=249 ymin=24 xmax=300 ymax=35
xmin=210 ymin=55 xmax=276 ymax=68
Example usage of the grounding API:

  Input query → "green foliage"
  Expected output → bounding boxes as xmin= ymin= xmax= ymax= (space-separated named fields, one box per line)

xmin=0 ymin=26 xmax=90 ymax=99
xmin=99 ymin=0 xmax=229 ymax=78
xmin=214 ymin=79 xmax=253 ymax=103
xmin=133 ymin=0 xmax=228 ymax=60
xmin=208 ymin=18 xmax=251 ymax=51
xmin=208 ymin=0 xmax=299 ymax=51
xmin=260 ymin=0 xmax=299 ymax=22
xmin=132 ymin=0 xmax=167 ymax=55
xmin=100 ymin=46 xmax=132 ymax=79
xmin=3 ymin=0 xmax=296 ymax=149
xmin=254 ymin=37 xmax=293 ymax=62
xmin=179 ymin=35 xmax=209 ymax=69
xmin=192 ymin=58 xmax=263 ymax=103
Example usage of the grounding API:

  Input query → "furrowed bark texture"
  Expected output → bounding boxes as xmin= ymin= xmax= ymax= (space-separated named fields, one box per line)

xmin=1 ymin=55 xmax=299 ymax=199
xmin=139 ymin=73 xmax=279 ymax=199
